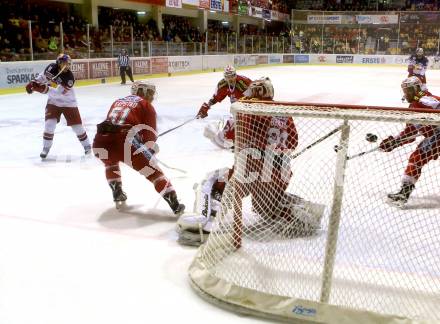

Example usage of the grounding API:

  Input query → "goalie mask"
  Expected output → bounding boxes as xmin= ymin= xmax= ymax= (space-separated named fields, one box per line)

xmin=56 ymin=53 xmax=72 ymax=71
xmin=245 ymin=77 xmax=274 ymax=100
xmin=416 ymin=48 xmax=424 ymax=58
xmin=224 ymin=65 xmax=236 ymax=85
xmin=401 ymin=76 xmax=422 ymax=103
xmin=131 ymin=81 xmax=156 ymax=102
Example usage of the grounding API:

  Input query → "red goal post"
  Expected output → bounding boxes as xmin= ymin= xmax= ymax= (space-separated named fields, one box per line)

xmin=189 ymin=100 xmax=440 ymax=323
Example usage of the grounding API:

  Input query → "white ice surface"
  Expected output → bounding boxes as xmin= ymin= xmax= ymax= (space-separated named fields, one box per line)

xmin=1 ymin=65 xmax=440 ymax=324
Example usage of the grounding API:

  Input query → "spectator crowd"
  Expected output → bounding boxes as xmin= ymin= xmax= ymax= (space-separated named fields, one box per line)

xmin=1 ymin=0 xmax=440 ymax=61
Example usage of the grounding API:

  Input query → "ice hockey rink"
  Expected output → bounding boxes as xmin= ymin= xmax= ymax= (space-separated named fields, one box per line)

xmin=1 ymin=64 xmax=440 ymax=324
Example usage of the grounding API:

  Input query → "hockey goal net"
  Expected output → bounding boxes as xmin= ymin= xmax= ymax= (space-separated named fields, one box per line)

xmin=189 ymin=100 xmax=440 ymax=323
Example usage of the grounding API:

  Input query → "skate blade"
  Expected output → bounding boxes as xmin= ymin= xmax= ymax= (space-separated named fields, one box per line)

xmin=115 ymin=201 xmax=128 ymax=210
xmin=386 ymin=198 xmax=406 ymax=209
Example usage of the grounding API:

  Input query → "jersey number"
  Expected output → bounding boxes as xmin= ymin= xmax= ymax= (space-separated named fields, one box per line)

xmin=109 ymin=106 xmax=130 ymax=125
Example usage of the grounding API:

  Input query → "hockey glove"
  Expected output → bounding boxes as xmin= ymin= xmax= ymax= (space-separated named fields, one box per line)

xmin=379 ymin=136 xmax=398 ymax=152
xmin=33 ymin=82 xmax=49 ymax=94
xmin=197 ymin=103 xmax=210 ymax=119
xmin=25 ymin=81 xmax=34 ymax=94
xmin=26 ymin=80 xmax=48 ymax=94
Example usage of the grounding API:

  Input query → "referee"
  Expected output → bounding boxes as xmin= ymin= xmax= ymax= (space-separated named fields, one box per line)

xmin=117 ymin=49 xmax=134 ymax=85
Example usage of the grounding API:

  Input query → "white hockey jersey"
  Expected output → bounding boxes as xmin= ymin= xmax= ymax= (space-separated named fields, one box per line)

xmin=35 ymin=63 xmax=78 ymax=107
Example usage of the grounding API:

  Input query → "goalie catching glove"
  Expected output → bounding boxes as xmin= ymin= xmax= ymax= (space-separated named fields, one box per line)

xmin=25 ymin=80 xmax=48 ymax=94
xmin=196 ymin=103 xmax=210 ymax=119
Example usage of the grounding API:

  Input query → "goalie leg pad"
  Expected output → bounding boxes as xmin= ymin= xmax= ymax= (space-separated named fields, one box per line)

xmin=177 ymin=213 xmax=213 ymax=246
xmin=203 ymin=122 xmax=233 ymax=149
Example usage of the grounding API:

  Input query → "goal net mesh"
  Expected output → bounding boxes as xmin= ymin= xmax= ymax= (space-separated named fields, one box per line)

xmin=189 ymin=101 xmax=440 ymax=323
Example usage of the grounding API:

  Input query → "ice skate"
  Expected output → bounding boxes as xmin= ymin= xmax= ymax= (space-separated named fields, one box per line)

xmin=84 ymin=145 xmax=92 ymax=156
xmin=109 ymin=181 xmax=127 ymax=210
xmin=40 ymin=147 xmax=51 ymax=159
xmin=387 ymin=183 xmax=415 ymax=207
xmin=163 ymin=191 xmax=185 ymax=216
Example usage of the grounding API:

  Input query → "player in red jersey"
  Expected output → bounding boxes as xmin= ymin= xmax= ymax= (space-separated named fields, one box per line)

xmin=177 ymin=78 xmax=322 ymax=246
xmin=197 ymin=65 xmax=252 ymax=149
xmin=380 ymin=76 xmax=440 ymax=206
xmin=93 ymin=81 xmax=185 ymax=214
xmin=235 ymin=77 xmax=298 ymax=217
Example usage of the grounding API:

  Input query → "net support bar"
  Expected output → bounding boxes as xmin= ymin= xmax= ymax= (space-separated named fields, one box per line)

xmin=320 ymin=120 xmax=350 ymax=303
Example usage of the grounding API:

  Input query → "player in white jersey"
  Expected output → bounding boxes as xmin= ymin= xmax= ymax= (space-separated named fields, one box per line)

xmin=25 ymin=53 xmax=91 ymax=159
xmin=408 ymin=48 xmax=429 ymax=91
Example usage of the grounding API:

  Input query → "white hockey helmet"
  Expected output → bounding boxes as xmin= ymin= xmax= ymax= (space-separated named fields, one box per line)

xmin=246 ymin=77 xmax=274 ymax=100
xmin=401 ymin=76 xmax=422 ymax=102
xmin=416 ymin=47 xmax=424 ymax=57
xmin=401 ymin=76 xmax=422 ymax=91
xmin=131 ymin=81 xmax=156 ymax=101
xmin=224 ymin=65 xmax=236 ymax=82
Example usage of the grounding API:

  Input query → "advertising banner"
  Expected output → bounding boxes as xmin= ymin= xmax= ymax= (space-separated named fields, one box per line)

xmin=166 ymin=0 xmax=182 ymax=8
xmin=251 ymin=7 xmax=263 ymax=18
xmin=182 ymin=0 xmax=199 ymax=6
xmin=202 ymin=55 xmax=233 ymax=70
xmin=400 ymin=12 xmax=440 ymax=24
xmin=309 ymin=54 xmax=336 ymax=64
xmin=294 ymin=54 xmax=309 ymax=63
xmin=336 ymin=55 xmax=354 ymax=63
xmin=168 ymin=56 xmax=202 ymax=73
xmin=394 ymin=56 xmax=410 ymax=65
xmin=210 ymin=0 xmax=222 ymax=11
xmin=151 ymin=57 xmax=168 ymax=74
xmin=71 ymin=61 xmax=89 ymax=80
xmin=199 ymin=0 xmax=209 ymax=9
xmin=356 ymin=15 xmax=398 ymax=25
xmin=111 ymin=61 xmax=119 ymax=77
xmin=132 ymin=58 xmax=151 ymax=74
xmin=89 ymin=60 xmax=112 ymax=79
xmin=356 ymin=56 xmax=387 ymax=64
xmin=283 ymin=55 xmax=294 ymax=63
xmin=268 ymin=54 xmax=283 ymax=64
xmin=0 ymin=61 xmax=48 ymax=87
xmin=307 ymin=15 xmax=341 ymax=24
xmin=234 ymin=55 xmax=257 ymax=66
xmin=256 ymin=55 xmax=268 ymax=64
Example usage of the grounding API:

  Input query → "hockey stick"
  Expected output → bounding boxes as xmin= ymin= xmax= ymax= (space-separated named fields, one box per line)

xmin=342 ymin=133 xmax=420 ymax=161
xmin=290 ymin=124 xmax=343 ymax=160
xmin=131 ymin=136 xmax=187 ymax=174
xmin=158 ymin=117 xmax=196 ymax=137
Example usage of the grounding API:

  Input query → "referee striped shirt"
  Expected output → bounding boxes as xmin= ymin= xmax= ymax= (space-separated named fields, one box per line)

xmin=118 ymin=54 xmax=130 ymax=67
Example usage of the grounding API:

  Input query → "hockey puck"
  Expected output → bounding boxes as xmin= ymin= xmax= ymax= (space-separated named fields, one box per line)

xmin=365 ymin=133 xmax=378 ymax=143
